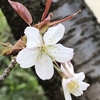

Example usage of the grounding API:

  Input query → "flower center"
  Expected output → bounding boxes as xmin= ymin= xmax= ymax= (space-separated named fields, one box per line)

xmin=67 ymin=80 xmax=79 ymax=94
xmin=40 ymin=45 xmax=49 ymax=54
xmin=41 ymin=45 xmax=47 ymax=52
xmin=36 ymin=45 xmax=49 ymax=63
xmin=37 ymin=45 xmax=49 ymax=57
xmin=36 ymin=45 xmax=55 ymax=62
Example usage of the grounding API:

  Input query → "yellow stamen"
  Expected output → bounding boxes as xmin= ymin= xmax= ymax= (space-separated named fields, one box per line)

xmin=67 ymin=80 xmax=79 ymax=94
xmin=46 ymin=60 xmax=48 ymax=62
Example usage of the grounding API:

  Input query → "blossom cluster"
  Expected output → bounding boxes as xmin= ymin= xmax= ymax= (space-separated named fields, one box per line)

xmin=16 ymin=23 xmax=89 ymax=100
xmin=0 ymin=0 xmax=90 ymax=100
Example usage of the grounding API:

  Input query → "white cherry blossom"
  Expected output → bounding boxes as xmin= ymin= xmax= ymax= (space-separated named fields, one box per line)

xmin=61 ymin=62 xmax=90 ymax=100
xmin=16 ymin=24 xmax=74 ymax=80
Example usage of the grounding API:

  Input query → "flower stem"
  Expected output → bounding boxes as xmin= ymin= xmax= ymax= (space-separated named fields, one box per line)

xmin=53 ymin=61 xmax=64 ymax=78
xmin=53 ymin=64 xmax=63 ymax=78
xmin=53 ymin=61 xmax=60 ymax=68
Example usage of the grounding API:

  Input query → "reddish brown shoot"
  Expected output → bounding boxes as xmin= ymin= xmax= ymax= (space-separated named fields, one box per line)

xmin=49 ymin=10 xmax=82 ymax=26
xmin=41 ymin=0 xmax=52 ymax=21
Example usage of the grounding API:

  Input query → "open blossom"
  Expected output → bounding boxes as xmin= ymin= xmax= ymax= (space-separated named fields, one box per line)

xmin=61 ymin=62 xmax=90 ymax=100
xmin=16 ymin=23 xmax=74 ymax=80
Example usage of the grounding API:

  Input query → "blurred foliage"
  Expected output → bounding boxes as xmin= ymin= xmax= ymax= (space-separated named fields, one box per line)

xmin=0 ymin=66 xmax=47 ymax=100
xmin=0 ymin=9 xmax=11 ymax=42
xmin=0 ymin=9 xmax=47 ymax=100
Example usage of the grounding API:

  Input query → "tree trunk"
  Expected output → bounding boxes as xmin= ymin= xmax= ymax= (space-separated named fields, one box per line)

xmin=0 ymin=0 xmax=100 ymax=100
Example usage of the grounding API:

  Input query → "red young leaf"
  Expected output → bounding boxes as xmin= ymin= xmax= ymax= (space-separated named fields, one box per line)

xmin=41 ymin=0 xmax=52 ymax=21
xmin=8 ymin=0 xmax=32 ymax=25
xmin=34 ymin=13 xmax=52 ymax=34
xmin=49 ymin=10 xmax=82 ymax=26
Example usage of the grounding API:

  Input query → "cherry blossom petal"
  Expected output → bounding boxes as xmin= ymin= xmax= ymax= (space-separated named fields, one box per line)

xmin=61 ymin=62 xmax=74 ymax=78
xmin=43 ymin=24 xmax=65 ymax=45
xmin=48 ymin=44 xmax=74 ymax=62
xmin=67 ymin=62 xmax=74 ymax=74
xmin=24 ymin=26 xmax=42 ymax=48
xmin=16 ymin=47 xmax=38 ymax=68
xmin=35 ymin=53 xmax=54 ymax=80
xmin=61 ymin=64 xmax=70 ymax=77
xmin=74 ymin=72 xmax=85 ymax=81
xmin=62 ymin=79 xmax=72 ymax=100
xmin=78 ymin=80 xmax=90 ymax=91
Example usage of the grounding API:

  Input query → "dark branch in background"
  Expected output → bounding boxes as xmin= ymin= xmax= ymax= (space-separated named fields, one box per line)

xmin=0 ymin=57 xmax=16 ymax=82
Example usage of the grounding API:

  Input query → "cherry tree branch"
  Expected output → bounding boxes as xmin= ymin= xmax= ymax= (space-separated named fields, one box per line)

xmin=0 ymin=57 xmax=16 ymax=82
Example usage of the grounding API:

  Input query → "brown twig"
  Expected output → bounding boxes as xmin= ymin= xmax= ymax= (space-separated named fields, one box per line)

xmin=0 ymin=57 xmax=16 ymax=82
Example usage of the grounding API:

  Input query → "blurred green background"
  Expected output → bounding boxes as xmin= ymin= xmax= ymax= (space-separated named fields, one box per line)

xmin=0 ymin=9 xmax=47 ymax=100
